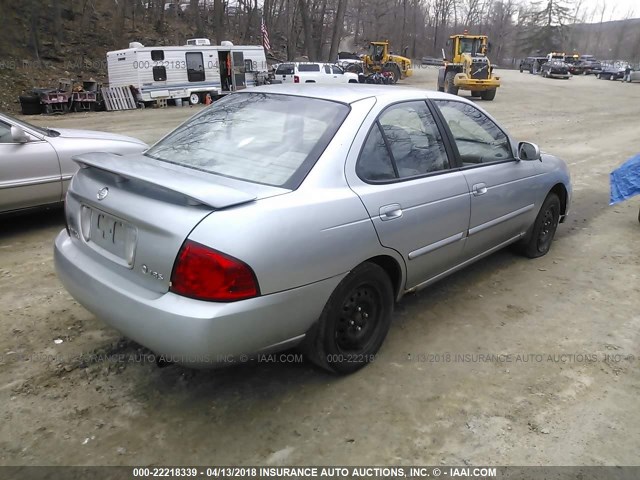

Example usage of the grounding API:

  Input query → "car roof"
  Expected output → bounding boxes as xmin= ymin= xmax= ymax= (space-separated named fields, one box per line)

xmin=246 ymin=84 xmax=463 ymax=105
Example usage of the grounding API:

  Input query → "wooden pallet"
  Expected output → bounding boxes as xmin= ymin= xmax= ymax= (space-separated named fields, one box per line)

xmin=101 ymin=86 xmax=137 ymax=111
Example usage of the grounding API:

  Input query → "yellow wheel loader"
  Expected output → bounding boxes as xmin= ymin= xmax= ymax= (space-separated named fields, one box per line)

xmin=362 ymin=41 xmax=413 ymax=84
xmin=436 ymin=32 xmax=501 ymax=100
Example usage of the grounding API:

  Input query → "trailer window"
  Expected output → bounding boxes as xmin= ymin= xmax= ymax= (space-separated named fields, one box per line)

xmin=153 ymin=66 xmax=167 ymax=81
xmin=244 ymin=59 xmax=254 ymax=72
xmin=151 ymin=50 xmax=165 ymax=61
xmin=186 ymin=52 xmax=205 ymax=82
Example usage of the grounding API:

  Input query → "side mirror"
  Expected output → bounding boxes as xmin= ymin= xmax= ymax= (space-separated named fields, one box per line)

xmin=518 ymin=141 xmax=541 ymax=161
xmin=11 ymin=126 xmax=29 ymax=144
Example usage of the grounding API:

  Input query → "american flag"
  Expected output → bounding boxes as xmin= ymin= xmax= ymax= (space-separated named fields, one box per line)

xmin=261 ymin=17 xmax=271 ymax=51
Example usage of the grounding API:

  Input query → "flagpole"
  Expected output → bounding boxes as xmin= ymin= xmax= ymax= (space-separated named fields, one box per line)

xmin=261 ymin=16 xmax=271 ymax=67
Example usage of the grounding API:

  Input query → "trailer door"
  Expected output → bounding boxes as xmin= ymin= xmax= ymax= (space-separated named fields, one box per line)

xmin=232 ymin=51 xmax=246 ymax=90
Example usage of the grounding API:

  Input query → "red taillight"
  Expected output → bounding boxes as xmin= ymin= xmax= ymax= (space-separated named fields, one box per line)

xmin=294 ymin=75 xmax=300 ymax=83
xmin=170 ymin=240 xmax=259 ymax=302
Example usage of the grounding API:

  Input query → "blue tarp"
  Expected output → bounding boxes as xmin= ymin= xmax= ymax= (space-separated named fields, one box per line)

xmin=610 ymin=154 xmax=640 ymax=205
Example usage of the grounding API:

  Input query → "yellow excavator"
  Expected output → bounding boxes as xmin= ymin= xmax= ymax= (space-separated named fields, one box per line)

xmin=436 ymin=32 xmax=500 ymax=100
xmin=362 ymin=41 xmax=413 ymax=84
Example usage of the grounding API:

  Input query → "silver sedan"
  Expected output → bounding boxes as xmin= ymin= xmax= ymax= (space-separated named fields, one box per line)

xmin=54 ymin=85 xmax=572 ymax=374
xmin=0 ymin=112 xmax=148 ymax=215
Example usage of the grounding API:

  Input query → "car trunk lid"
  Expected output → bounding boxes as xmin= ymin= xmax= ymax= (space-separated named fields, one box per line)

xmin=65 ymin=152 xmax=285 ymax=294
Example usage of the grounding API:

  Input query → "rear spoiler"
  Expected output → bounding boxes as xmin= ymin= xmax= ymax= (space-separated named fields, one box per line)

xmin=73 ymin=152 xmax=257 ymax=209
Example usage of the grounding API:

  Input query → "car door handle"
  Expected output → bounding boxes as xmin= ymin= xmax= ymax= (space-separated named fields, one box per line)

xmin=472 ymin=183 xmax=487 ymax=196
xmin=379 ymin=204 xmax=403 ymax=221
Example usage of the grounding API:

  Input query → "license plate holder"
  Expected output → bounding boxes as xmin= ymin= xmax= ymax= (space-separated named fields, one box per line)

xmin=84 ymin=206 xmax=137 ymax=267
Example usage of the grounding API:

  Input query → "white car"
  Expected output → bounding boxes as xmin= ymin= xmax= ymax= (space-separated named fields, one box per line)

xmin=275 ymin=63 xmax=359 ymax=84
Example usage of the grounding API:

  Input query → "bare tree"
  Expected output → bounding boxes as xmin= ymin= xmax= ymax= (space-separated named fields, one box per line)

xmin=328 ymin=0 xmax=348 ymax=61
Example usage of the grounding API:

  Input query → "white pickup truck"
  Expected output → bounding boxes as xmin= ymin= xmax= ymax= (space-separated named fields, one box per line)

xmin=274 ymin=62 xmax=360 ymax=84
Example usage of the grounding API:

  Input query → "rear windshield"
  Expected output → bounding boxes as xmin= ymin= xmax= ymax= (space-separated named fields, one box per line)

xmin=145 ymin=93 xmax=350 ymax=188
xmin=275 ymin=64 xmax=294 ymax=75
xmin=298 ymin=64 xmax=321 ymax=72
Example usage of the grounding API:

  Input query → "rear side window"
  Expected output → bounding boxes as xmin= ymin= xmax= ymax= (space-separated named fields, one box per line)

xmin=145 ymin=93 xmax=350 ymax=189
xmin=275 ymin=64 xmax=294 ymax=75
xmin=151 ymin=50 xmax=164 ymax=61
xmin=357 ymin=101 xmax=450 ymax=182
xmin=298 ymin=64 xmax=320 ymax=72
xmin=356 ymin=124 xmax=396 ymax=181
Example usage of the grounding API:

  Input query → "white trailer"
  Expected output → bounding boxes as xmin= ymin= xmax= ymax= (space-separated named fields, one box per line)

xmin=107 ymin=40 xmax=268 ymax=104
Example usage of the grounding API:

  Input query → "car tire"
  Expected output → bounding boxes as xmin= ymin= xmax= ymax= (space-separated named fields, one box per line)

xmin=480 ymin=88 xmax=496 ymax=100
xmin=302 ymin=262 xmax=394 ymax=375
xmin=189 ymin=93 xmax=200 ymax=105
xmin=519 ymin=193 xmax=561 ymax=259
xmin=444 ymin=71 xmax=458 ymax=95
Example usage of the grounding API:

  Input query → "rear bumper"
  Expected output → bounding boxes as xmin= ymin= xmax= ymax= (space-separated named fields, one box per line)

xmin=54 ymin=230 xmax=344 ymax=367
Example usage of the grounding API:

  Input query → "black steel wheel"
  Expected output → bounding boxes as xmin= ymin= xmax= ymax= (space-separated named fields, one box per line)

xmin=518 ymin=193 xmax=561 ymax=258
xmin=302 ymin=262 xmax=394 ymax=374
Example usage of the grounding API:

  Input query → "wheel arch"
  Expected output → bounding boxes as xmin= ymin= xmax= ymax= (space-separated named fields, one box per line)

xmin=362 ymin=254 xmax=405 ymax=301
xmin=550 ymin=183 xmax=568 ymax=220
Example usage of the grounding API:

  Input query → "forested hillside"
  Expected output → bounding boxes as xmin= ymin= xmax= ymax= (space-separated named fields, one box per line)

xmin=0 ymin=0 xmax=639 ymax=112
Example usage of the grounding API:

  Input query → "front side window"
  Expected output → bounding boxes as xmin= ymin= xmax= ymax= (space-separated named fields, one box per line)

xmin=357 ymin=101 xmax=450 ymax=182
xmin=145 ymin=93 xmax=349 ymax=188
xmin=332 ymin=65 xmax=344 ymax=74
xmin=0 ymin=120 xmax=12 ymax=143
xmin=434 ymin=100 xmax=512 ymax=165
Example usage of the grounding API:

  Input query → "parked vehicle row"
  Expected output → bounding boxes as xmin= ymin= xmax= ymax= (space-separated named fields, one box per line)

xmin=53 ymin=85 xmax=572 ymax=375
xmin=519 ymin=54 xmax=603 ymax=76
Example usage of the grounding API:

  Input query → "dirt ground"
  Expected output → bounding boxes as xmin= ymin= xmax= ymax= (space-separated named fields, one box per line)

xmin=1 ymin=68 xmax=639 ymax=467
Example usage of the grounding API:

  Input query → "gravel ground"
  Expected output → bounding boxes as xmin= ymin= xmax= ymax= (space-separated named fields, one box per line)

xmin=1 ymin=68 xmax=639 ymax=467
